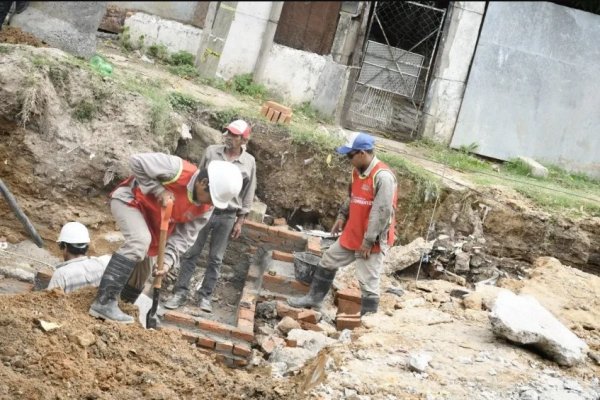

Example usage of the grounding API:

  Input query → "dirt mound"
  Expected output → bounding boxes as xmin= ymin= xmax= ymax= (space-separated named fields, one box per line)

xmin=0 ymin=27 xmax=46 ymax=47
xmin=0 ymin=288 xmax=301 ymax=399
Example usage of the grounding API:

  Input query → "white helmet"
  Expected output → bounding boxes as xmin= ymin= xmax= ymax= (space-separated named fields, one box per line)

xmin=57 ymin=222 xmax=90 ymax=245
xmin=207 ymin=160 xmax=243 ymax=209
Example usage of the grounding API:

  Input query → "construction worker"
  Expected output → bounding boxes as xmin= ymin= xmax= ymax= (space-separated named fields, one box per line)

xmin=165 ymin=120 xmax=256 ymax=313
xmin=88 ymin=153 xmax=243 ymax=324
xmin=47 ymin=222 xmax=109 ymax=293
xmin=288 ymin=132 xmax=397 ymax=316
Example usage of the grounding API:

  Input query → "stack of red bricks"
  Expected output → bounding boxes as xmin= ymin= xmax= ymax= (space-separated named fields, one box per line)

xmin=275 ymin=301 xmax=323 ymax=332
xmin=335 ymin=288 xmax=362 ymax=330
xmin=260 ymin=101 xmax=293 ymax=124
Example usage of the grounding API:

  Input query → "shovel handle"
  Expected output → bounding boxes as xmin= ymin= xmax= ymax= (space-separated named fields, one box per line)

xmin=153 ymin=199 xmax=173 ymax=289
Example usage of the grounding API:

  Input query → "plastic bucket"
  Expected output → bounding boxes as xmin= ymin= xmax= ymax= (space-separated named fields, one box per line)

xmin=293 ymin=252 xmax=321 ymax=284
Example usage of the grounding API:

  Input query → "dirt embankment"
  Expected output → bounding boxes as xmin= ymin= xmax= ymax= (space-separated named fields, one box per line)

xmin=0 ymin=44 xmax=598 ymax=274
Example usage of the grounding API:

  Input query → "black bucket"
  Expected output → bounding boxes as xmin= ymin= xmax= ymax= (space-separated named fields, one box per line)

xmin=293 ymin=252 xmax=321 ymax=284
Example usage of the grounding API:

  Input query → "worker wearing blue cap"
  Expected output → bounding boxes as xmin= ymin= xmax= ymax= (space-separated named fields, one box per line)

xmin=289 ymin=132 xmax=397 ymax=316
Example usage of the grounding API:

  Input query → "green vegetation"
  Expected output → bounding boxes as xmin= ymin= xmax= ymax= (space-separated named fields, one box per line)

xmin=118 ymin=27 xmax=134 ymax=52
xmin=168 ymin=64 xmax=200 ymax=79
xmin=230 ymin=73 xmax=267 ymax=99
xmin=288 ymin=124 xmax=343 ymax=153
xmin=147 ymin=44 xmax=169 ymax=63
xmin=0 ymin=45 xmax=12 ymax=54
xmin=411 ymin=138 xmax=491 ymax=173
xmin=168 ymin=92 xmax=203 ymax=112
xmin=169 ymin=50 xmax=195 ymax=66
xmin=72 ymin=101 xmax=97 ymax=121
xmin=379 ymin=152 xmax=441 ymax=203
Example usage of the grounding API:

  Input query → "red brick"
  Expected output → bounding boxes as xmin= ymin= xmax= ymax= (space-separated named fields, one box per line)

xmin=231 ymin=328 xmax=254 ymax=342
xmin=273 ymin=217 xmax=287 ymax=226
xmin=306 ymin=237 xmax=322 ymax=256
xmin=276 ymin=228 xmax=305 ymax=241
xmin=163 ymin=311 xmax=196 ymax=327
xmin=260 ymin=105 xmax=268 ymax=116
xmin=265 ymin=101 xmax=292 ymax=114
xmin=215 ymin=340 xmax=234 ymax=353
xmin=272 ymin=250 xmax=294 ymax=263
xmin=271 ymin=110 xmax=282 ymax=123
xmin=197 ymin=336 xmax=216 ymax=349
xmin=233 ymin=343 xmax=252 ymax=357
xmin=243 ymin=220 xmax=271 ymax=234
xmin=266 ymin=108 xmax=275 ymax=122
xmin=263 ymin=273 xmax=287 ymax=285
xmin=237 ymin=318 xmax=254 ymax=332
xmin=285 ymin=338 xmax=297 ymax=348
xmin=290 ymin=280 xmax=310 ymax=293
xmin=180 ymin=331 xmax=199 ymax=344
xmin=215 ymin=354 xmax=227 ymax=364
xmin=238 ymin=307 xmax=255 ymax=322
xmin=336 ymin=288 xmax=361 ymax=303
xmin=336 ymin=316 xmax=361 ymax=330
xmin=337 ymin=298 xmax=362 ymax=315
xmin=276 ymin=301 xmax=301 ymax=319
xmin=196 ymin=348 xmax=214 ymax=357
xmin=300 ymin=321 xmax=324 ymax=332
xmin=234 ymin=359 xmax=249 ymax=367
xmin=297 ymin=309 xmax=318 ymax=324
xmin=196 ymin=319 xmax=231 ymax=336
xmin=283 ymin=114 xmax=292 ymax=124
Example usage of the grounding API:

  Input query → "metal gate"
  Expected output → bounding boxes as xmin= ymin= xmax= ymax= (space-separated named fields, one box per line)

xmin=347 ymin=1 xmax=446 ymax=138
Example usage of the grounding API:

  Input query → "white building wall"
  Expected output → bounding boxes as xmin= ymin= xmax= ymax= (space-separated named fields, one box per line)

xmin=216 ymin=2 xmax=272 ymax=80
xmin=124 ymin=12 xmax=203 ymax=55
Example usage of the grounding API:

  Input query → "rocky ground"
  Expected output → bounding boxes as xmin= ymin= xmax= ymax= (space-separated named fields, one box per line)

xmin=0 ymin=31 xmax=599 ymax=399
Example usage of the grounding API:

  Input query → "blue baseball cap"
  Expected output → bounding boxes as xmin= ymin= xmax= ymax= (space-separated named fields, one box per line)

xmin=336 ymin=132 xmax=375 ymax=154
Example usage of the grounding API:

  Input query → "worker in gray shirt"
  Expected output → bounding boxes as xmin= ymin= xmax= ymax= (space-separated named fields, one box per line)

xmin=288 ymin=132 xmax=397 ymax=316
xmin=165 ymin=120 xmax=257 ymax=313
xmin=47 ymin=222 xmax=109 ymax=293
xmin=88 ymin=152 xmax=243 ymax=324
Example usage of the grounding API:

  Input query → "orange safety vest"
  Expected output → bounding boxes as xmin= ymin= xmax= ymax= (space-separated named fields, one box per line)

xmin=339 ymin=161 xmax=397 ymax=253
xmin=111 ymin=159 xmax=213 ymax=257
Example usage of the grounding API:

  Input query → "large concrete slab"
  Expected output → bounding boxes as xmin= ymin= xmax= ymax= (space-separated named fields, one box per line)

xmin=451 ymin=2 xmax=600 ymax=177
xmin=11 ymin=1 xmax=107 ymax=58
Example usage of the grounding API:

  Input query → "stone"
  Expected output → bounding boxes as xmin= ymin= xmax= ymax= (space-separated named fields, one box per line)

xmin=256 ymin=301 xmax=277 ymax=319
xmin=260 ymin=336 xmax=285 ymax=355
xmin=0 ymin=266 xmax=35 ymax=283
xmin=490 ymin=291 xmax=588 ymax=366
xmin=384 ymin=238 xmax=434 ymax=274
xmin=11 ymin=2 xmax=107 ymax=58
xmin=408 ymin=352 xmax=432 ymax=373
xmin=519 ymin=390 xmax=539 ymax=400
xmin=248 ymin=200 xmax=268 ymax=223
xmin=462 ymin=292 xmax=483 ymax=310
xmin=287 ymin=329 xmax=335 ymax=352
xmin=269 ymin=346 xmax=314 ymax=373
xmin=517 ymin=156 xmax=549 ymax=178
xmin=277 ymin=316 xmax=301 ymax=334
xmin=73 ymin=331 xmax=96 ymax=347
xmin=454 ymin=251 xmax=471 ymax=273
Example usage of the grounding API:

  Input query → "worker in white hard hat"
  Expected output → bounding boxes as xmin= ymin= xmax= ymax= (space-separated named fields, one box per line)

xmin=165 ymin=120 xmax=257 ymax=313
xmin=46 ymin=222 xmax=110 ymax=293
xmin=88 ymin=152 xmax=243 ymax=324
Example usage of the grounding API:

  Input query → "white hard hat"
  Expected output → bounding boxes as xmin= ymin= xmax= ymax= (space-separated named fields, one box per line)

xmin=57 ymin=222 xmax=90 ymax=245
xmin=207 ymin=160 xmax=243 ymax=209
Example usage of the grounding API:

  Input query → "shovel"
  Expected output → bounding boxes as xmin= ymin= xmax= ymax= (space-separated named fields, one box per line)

xmin=146 ymin=199 xmax=173 ymax=330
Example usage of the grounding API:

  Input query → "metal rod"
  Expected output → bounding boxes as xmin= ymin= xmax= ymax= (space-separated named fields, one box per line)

xmin=0 ymin=178 xmax=44 ymax=248
xmin=0 ymin=249 xmax=55 ymax=269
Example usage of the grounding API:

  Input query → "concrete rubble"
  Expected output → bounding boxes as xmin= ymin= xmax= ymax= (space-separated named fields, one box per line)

xmin=489 ymin=291 xmax=589 ymax=366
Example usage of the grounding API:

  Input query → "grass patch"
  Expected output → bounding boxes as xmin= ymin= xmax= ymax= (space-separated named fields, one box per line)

xmin=168 ymin=91 xmax=203 ymax=112
xmin=230 ymin=73 xmax=267 ymax=99
xmin=288 ymin=124 xmax=343 ymax=153
xmin=147 ymin=44 xmax=169 ymax=63
xmin=379 ymin=152 xmax=441 ymax=203
xmin=169 ymin=50 xmax=195 ymax=66
xmin=0 ymin=45 xmax=13 ymax=54
xmin=168 ymin=64 xmax=200 ymax=80
xmin=72 ymin=101 xmax=97 ymax=122
xmin=411 ymin=138 xmax=492 ymax=173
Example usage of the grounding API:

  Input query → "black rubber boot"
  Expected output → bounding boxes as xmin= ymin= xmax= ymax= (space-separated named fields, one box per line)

xmin=287 ymin=266 xmax=336 ymax=309
xmin=120 ymin=283 xmax=142 ymax=304
xmin=89 ymin=253 xmax=137 ymax=324
xmin=361 ymin=296 xmax=379 ymax=316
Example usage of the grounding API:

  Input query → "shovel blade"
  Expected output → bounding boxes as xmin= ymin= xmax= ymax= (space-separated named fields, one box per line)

xmin=145 ymin=288 xmax=161 ymax=330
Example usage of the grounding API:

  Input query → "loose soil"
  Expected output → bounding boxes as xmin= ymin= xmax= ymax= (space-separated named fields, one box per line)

xmin=0 ymin=288 xmax=301 ymax=399
xmin=0 ymin=27 xmax=46 ymax=47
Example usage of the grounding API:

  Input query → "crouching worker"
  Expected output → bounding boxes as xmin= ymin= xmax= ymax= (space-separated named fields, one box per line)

xmin=288 ymin=132 xmax=397 ymax=316
xmin=47 ymin=222 xmax=109 ymax=293
xmin=88 ymin=152 xmax=243 ymax=324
